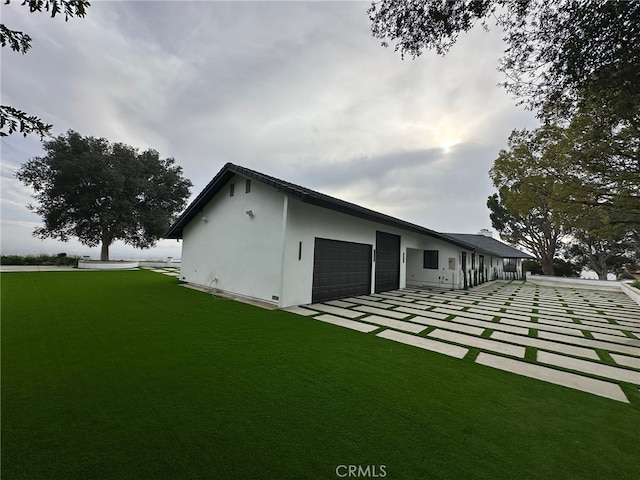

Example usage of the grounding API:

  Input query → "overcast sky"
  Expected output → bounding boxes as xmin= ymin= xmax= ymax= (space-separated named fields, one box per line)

xmin=1 ymin=1 xmax=539 ymax=259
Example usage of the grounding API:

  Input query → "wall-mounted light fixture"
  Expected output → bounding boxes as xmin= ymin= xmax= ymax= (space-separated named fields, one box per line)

xmin=246 ymin=210 xmax=254 ymax=218
xmin=202 ymin=216 xmax=208 ymax=223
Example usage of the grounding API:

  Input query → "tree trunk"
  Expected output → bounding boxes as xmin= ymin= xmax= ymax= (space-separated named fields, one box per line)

xmin=540 ymin=254 xmax=555 ymax=276
xmin=594 ymin=259 xmax=609 ymax=280
xmin=100 ymin=241 xmax=110 ymax=261
xmin=588 ymin=250 xmax=610 ymax=280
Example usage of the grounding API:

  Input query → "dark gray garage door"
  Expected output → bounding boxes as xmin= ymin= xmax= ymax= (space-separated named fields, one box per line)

xmin=375 ymin=231 xmax=400 ymax=293
xmin=312 ymin=238 xmax=372 ymax=303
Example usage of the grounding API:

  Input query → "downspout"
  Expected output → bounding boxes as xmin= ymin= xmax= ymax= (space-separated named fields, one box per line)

xmin=278 ymin=195 xmax=289 ymax=308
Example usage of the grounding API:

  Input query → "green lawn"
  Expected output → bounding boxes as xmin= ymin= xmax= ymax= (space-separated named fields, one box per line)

xmin=2 ymin=271 xmax=639 ymax=479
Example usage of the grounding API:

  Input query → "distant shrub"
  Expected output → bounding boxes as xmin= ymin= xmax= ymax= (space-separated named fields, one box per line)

xmin=618 ymin=271 xmax=636 ymax=280
xmin=632 ymin=281 xmax=640 ymax=290
xmin=0 ymin=254 xmax=79 ymax=266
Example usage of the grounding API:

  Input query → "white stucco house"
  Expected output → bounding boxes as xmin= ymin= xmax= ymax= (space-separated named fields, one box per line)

xmin=165 ymin=163 xmax=532 ymax=308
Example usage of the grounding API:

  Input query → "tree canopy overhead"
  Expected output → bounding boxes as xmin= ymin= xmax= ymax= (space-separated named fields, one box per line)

xmin=16 ymin=130 xmax=192 ymax=261
xmin=1 ymin=0 xmax=90 ymax=138
xmin=368 ymin=0 xmax=640 ymax=111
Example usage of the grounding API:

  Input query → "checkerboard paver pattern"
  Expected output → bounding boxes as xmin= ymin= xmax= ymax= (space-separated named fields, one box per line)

xmin=286 ymin=281 xmax=640 ymax=403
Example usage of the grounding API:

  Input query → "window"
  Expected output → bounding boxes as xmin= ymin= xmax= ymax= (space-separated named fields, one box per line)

xmin=503 ymin=258 xmax=517 ymax=272
xmin=423 ymin=250 xmax=438 ymax=269
xmin=246 ymin=179 xmax=251 ymax=193
xmin=229 ymin=183 xmax=235 ymax=197
xmin=479 ymin=255 xmax=484 ymax=270
xmin=471 ymin=253 xmax=476 ymax=269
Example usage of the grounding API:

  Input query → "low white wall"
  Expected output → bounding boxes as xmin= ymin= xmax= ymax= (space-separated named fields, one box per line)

xmin=139 ymin=260 xmax=180 ymax=268
xmin=78 ymin=260 xmax=139 ymax=270
xmin=620 ymin=282 xmax=640 ymax=306
xmin=527 ymin=274 xmax=622 ymax=291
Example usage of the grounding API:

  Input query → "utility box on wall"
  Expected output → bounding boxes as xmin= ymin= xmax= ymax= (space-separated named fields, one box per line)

xmin=448 ymin=257 xmax=456 ymax=270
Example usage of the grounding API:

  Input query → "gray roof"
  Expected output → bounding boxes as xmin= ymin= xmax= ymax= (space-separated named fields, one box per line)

xmin=442 ymin=233 xmax=534 ymax=259
xmin=165 ymin=163 xmax=531 ymax=259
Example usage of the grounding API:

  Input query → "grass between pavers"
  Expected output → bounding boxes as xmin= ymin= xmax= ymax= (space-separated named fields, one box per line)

xmin=2 ymin=272 xmax=640 ymax=480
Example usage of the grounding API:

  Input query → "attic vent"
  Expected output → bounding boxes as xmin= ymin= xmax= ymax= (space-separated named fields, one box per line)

xmin=246 ymin=179 xmax=251 ymax=193
xmin=230 ymin=183 xmax=235 ymax=197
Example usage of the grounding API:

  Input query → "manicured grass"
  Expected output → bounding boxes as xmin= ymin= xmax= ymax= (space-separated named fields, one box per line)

xmin=2 ymin=271 xmax=639 ymax=479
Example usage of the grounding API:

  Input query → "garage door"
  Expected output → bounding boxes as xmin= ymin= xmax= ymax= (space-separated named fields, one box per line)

xmin=375 ymin=231 xmax=400 ymax=293
xmin=312 ymin=238 xmax=372 ymax=303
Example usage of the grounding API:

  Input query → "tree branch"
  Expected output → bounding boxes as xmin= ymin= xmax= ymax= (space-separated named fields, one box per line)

xmin=0 ymin=105 xmax=52 ymax=139
xmin=0 ymin=24 xmax=32 ymax=53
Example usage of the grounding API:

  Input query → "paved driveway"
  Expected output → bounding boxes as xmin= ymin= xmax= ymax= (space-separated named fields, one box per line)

xmin=286 ymin=281 xmax=640 ymax=403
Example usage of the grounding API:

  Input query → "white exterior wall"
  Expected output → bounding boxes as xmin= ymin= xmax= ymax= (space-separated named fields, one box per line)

xmin=488 ymin=255 xmax=504 ymax=279
xmin=405 ymin=239 xmax=462 ymax=290
xmin=180 ymin=175 xmax=285 ymax=305
xmin=179 ymin=179 xmax=520 ymax=308
xmin=279 ymin=198 xmax=470 ymax=307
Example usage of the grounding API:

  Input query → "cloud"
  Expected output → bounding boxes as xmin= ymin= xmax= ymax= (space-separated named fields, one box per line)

xmin=0 ymin=1 xmax=538 ymax=257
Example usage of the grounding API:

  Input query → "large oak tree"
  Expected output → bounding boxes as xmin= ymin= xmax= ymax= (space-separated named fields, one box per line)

xmin=16 ymin=130 xmax=192 ymax=260
xmin=489 ymin=120 xmax=639 ymax=277
xmin=488 ymin=126 xmax=571 ymax=275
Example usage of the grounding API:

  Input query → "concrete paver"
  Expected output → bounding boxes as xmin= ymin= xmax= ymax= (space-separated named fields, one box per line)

xmin=408 ymin=316 xmax=484 ymax=336
xmin=284 ymin=306 xmax=318 ymax=316
xmin=610 ymin=353 xmax=640 ymax=370
xmin=491 ymin=331 xmax=599 ymax=360
xmin=306 ymin=304 xmax=364 ymax=319
xmin=415 ymin=299 xmax=450 ymax=306
xmin=352 ymin=305 xmax=410 ymax=319
xmin=537 ymin=331 xmax=640 ymax=356
xmin=469 ymin=307 xmax=532 ymax=321
xmin=437 ymin=315 xmax=530 ymax=336
xmin=500 ymin=318 xmax=585 ymax=337
xmin=476 ymin=352 xmax=629 ymax=403
xmin=314 ymin=314 xmax=379 ymax=333
xmin=536 ymin=318 xmax=627 ymax=336
xmin=353 ymin=295 xmax=385 ymax=302
xmin=359 ymin=315 xmax=427 ymax=334
xmin=429 ymin=329 xmax=526 ymax=358
xmin=395 ymin=306 xmax=449 ymax=318
xmin=591 ymin=332 xmax=640 ymax=346
xmin=325 ymin=299 xmax=357 ymax=308
xmin=377 ymin=329 xmax=468 ymax=359
xmin=537 ymin=351 xmax=640 ymax=384
xmin=434 ymin=307 xmax=495 ymax=321
xmin=345 ymin=298 xmax=391 ymax=308
xmin=381 ymin=298 xmax=430 ymax=308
